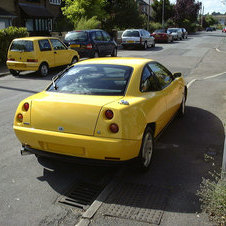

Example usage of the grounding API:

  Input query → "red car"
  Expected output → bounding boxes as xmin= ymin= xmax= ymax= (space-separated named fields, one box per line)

xmin=152 ymin=29 xmax=173 ymax=43
xmin=222 ymin=27 xmax=226 ymax=33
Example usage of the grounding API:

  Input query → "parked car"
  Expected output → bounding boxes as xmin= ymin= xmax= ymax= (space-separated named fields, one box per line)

xmin=14 ymin=57 xmax=187 ymax=170
xmin=167 ymin=28 xmax=183 ymax=40
xmin=7 ymin=37 xmax=79 ymax=77
xmin=64 ymin=29 xmax=117 ymax=58
xmin=121 ymin=29 xmax=155 ymax=49
xmin=152 ymin=29 xmax=173 ymax=43
xmin=222 ymin=27 xmax=226 ymax=33
xmin=181 ymin=28 xmax=188 ymax=39
xmin=206 ymin=27 xmax=213 ymax=32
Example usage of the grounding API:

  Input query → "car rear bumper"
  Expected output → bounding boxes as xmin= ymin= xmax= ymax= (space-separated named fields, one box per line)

xmin=7 ymin=61 xmax=39 ymax=71
xmin=14 ymin=126 xmax=141 ymax=161
xmin=70 ymin=48 xmax=95 ymax=58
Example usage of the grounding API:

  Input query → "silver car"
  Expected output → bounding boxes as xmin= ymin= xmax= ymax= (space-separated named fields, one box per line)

xmin=167 ymin=28 xmax=183 ymax=41
xmin=121 ymin=29 xmax=155 ymax=49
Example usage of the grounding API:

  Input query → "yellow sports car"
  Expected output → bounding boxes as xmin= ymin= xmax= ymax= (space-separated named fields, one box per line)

xmin=13 ymin=57 xmax=187 ymax=170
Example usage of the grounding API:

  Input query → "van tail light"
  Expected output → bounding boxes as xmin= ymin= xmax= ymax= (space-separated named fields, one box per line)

xmin=23 ymin=102 xmax=29 ymax=111
xmin=17 ymin=113 xmax=23 ymax=122
xmin=8 ymin=58 xmax=15 ymax=61
xmin=105 ymin=110 xmax=114 ymax=119
xmin=86 ymin=44 xmax=93 ymax=49
xmin=109 ymin=123 xmax=119 ymax=133
xmin=27 ymin=59 xmax=38 ymax=62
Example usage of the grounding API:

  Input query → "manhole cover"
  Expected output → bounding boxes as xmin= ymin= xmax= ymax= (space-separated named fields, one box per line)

xmin=57 ymin=182 xmax=104 ymax=210
xmin=103 ymin=183 xmax=169 ymax=224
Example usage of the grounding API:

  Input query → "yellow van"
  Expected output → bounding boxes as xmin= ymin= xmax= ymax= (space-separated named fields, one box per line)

xmin=7 ymin=37 xmax=80 ymax=77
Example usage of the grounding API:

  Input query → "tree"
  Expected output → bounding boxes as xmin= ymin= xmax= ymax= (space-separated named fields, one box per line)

xmin=174 ymin=0 xmax=201 ymax=31
xmin=62 ymin=0 xmax=106 ymax=27
xmin=203 ymin=15 xmax=218 ymax=28
xmin=103 ymin=0 xmax=144 ymax=30
xmin=151 ymin=0 xmax=174 ymax=25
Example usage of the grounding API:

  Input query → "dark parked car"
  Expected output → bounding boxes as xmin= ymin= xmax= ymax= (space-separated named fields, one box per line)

xmin=206 ymin=27 xmax=213 ymax=32
xmin=152 ymin=29 xmax=173 ymax=43
xmin=64 ymin=29 xmax=117 ymax=58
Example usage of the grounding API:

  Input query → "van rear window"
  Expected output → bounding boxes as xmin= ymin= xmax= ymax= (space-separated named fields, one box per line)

xmin=10 ymin=40 xmax=34 ymax=52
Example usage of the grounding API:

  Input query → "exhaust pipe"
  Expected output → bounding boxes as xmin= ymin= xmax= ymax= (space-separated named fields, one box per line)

xmin=21 ymin=147 xmax=33 ymax=156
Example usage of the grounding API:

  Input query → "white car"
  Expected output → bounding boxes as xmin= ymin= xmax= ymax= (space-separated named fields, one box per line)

xmin=167 ymin=28 xmax=183 ymax=41
xmin=121 ymin=29 xmax=155 ymax=49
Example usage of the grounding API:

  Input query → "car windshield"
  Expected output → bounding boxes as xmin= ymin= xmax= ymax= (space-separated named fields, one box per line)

xmin=123 ymin=30 xmax=140 ymax=37
xmin=65 ymin=31 xmax=88 ymax=42
xmin=10 ymin=40 xmax=34 ymax=52
xmin=47 ymin=64 xmax=133 ymax=96
xmin=154 ymin=29 xmax=166 ymax=33
xmin=168 ymin=29 xmax=178 ymax=33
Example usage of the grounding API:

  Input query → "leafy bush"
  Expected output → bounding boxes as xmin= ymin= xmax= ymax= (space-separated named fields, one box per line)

xmin=0 ymin=26 xmax=28 ymax=65
xmin=149 ymin=22 xmax=162 ymax=33
xmin=75 ymin=16 xmax=101 ymax=30
xmin=197 ymin=172 xmax=226 ymax=225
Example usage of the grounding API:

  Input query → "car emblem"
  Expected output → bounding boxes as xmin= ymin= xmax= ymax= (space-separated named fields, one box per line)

xmin=58 ymin=127 xmax=64 ymax=132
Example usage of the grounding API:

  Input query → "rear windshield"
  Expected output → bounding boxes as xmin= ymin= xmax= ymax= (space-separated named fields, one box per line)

xmin=155 ymin=29 xmax=166 ymax=33
xmin=10 ymin=40 xmax=34 ymax=52
xmin=47 ymin=64 xmax=133 ymax=96
xmin=65 ymin=31 xmax=88 ymax=42
xmin=122 ymin=30 xmax=140 ymax=37
xmin=168 ymin=29 xmax=178 ymax=33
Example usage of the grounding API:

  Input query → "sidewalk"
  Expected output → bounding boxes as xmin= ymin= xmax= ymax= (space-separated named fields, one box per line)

xmin=0 ymin=65 xmax=9 ymax=77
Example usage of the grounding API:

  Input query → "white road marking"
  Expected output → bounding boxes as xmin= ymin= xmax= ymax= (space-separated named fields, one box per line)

xmin=187 ymin=71 xmax=226 ymax=88
xmin=216 ymin=48 xmax=226 ymax=53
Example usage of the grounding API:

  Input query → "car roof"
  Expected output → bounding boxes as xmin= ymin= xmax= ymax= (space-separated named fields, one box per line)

xmin=67 ymin=29 xmax=103 ymax=33
xmin=76 ymin=57 xmax=154 ymax=67
xmin=13 ymin=37 xmax=58 ymax=41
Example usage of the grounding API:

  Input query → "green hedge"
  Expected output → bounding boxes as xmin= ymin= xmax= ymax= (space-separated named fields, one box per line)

xmin=0 ymin=26 xmax=28 ymax=65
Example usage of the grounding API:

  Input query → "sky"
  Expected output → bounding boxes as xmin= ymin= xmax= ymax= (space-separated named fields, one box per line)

xmin=169 ymin=0 xmax=226 ymax=14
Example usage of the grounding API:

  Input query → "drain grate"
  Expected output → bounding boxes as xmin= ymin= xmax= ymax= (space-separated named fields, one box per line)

xmin=103 ymin=183 xmax=169 ymax=225
xmin=57 ymin=182 xmax=104 ymax=210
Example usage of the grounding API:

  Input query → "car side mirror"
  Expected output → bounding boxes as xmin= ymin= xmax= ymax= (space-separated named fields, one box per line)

xmin=173 ymin=72 xmax=182 ymax=78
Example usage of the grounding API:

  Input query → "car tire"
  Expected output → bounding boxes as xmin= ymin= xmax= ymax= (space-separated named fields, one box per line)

xmin=122 ymin=45 xmax=127 ymax=50
xmin=137 ymin=127 xmax=154 ymax=171
xmin=152 ymin=42 xmax=155 ymax=48
xmin=180 ymin=37 xmax=182 ymax=40
xmin=71 ymin=56 xmax=78 ymax=65
xmin=111 ymin=47 xmax=117 ymax=57
xmin=39 ymin=63 xmax=49 ymax=77
xmin=10 ymin=69 xmax=20 ymax=76
xmin=178 ymin=92 xmax=186 ymax=118
xmin=143 ymin=42 xmax=147 ymax=50
xmin=93 ymin=51 xmax=99 ymax=58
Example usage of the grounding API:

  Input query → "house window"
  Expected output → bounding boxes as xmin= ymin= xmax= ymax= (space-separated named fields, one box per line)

xmin=49 ymin=0 xmax=61 ymax=5
xmin=34 ymin=19 xmax=52 ymax=31
xmin=26 ymin=19 xmax=34 ymax=31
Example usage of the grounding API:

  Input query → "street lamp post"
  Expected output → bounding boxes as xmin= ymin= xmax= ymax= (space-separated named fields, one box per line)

xmin=162 ymin=0 xmax=165 ymax=27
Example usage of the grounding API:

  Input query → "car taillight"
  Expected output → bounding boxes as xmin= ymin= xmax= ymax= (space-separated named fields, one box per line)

xmin=105 ymin=110 xmax=114 ymax=119
xmin=17 ymin=113 xmax=23 ymax=122
xmin=86 ymin=44 xmax=93 ymax=49
xmin=8 ymin=58 xmax=15 ymax=61
xmin=109 ymin=123 xmax=119 ymax=133
xmin=27 ymin=59 xmax=38 ymax=62
xmin=23 ymin=102 xmax=29 ymax=111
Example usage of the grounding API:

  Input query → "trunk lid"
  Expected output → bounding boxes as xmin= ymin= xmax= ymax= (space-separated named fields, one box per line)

xmin=31 ymin=92 xmax=122 ymax=136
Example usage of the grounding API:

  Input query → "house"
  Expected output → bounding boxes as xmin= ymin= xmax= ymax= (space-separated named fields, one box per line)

xmin=212 ymin=14 xmax=226 ymax=25
xmin=0 ymin=0 xmax=62 ymax=35
xmin=136 ymin=0 xmax=154 ymax=18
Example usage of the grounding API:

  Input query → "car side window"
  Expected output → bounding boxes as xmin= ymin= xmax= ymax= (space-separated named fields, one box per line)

xmin=140 ymin=66 xmax=160 ymax=92
xmin=94 ymin=31 xmax=103 ymax=41
xmin=50 ymin=39 xmax=67 ymax=50
xmin=148 ymin=62 xmax=173 ymax=89
xmin=102 ymin=31 xmax=111 ymax=41
xmin=38 ymin=39 xmax=51 ymax=51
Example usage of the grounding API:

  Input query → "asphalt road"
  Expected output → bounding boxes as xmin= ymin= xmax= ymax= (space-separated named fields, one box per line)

xmin=0 ymin=31 xmax=225 ymax=226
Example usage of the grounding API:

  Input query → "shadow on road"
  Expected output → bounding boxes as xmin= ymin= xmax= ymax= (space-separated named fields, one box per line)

xmin=101 ymin=106 xmax=224 ymax=214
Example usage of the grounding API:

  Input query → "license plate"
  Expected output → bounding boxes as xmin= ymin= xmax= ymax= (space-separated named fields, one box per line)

xmin=127 ymin=40 xmax=134 ymax=43
xmin=70 ymin=44 xmax=80 ymax=48
xmin=155 ymin=35 xmax=160 ymax=38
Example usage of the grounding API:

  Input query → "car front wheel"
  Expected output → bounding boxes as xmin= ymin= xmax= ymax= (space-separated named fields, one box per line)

xmin=137 ymin=127 xmax=154 ymax=171
xmin=111 ymin=47 xmax=117 ymax=57
xmin=71 ymin=56 xmax=78 ymax=65
xmin=178 ymin=93 xmax=186 ymax=118
xmin=143 ymin=42 xmax=147 ymax=50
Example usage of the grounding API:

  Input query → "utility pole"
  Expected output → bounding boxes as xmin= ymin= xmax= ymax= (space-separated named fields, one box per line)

xmin=162 ymin=0 xmax=165 ymax=28
xmin=147 ymin=0 xmax=150 ymax=31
